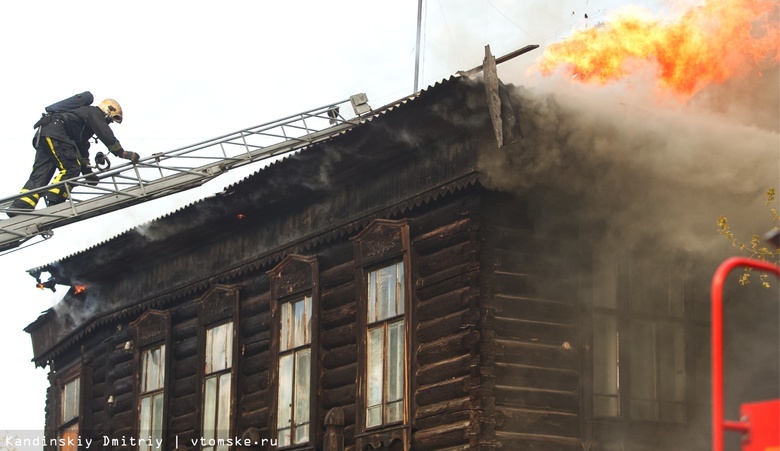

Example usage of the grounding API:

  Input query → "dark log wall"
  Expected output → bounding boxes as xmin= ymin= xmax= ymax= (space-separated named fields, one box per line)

xmin=411 ymin=190 xmax=483 ymax=450
xmin=43 ymin=186 xmax=490 ymax=450
xmin=482 ymin=193 xmax=583 ymax=450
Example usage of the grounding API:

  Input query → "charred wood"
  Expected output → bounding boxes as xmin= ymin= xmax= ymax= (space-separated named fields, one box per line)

xmin=417 ymin=329 xmax=480 ymax=366
xmin=320 ymin=302 xmax=357 ymax=331
xmin=413 ymin=217 xmax=474 ymax=255
xmin=321 ymin=282 xmax=356 ymax=312
xmin=412 ymin=420 xmax=470 ymax=449
xmin=171 ymin=355 xmax=197 ymax=379
xmin=417 ymin=241 xmax=479 ymax=279
xmin=495 ymin=407 xmax=578 ymax=438
xmin=321 ymin=322 xmax=356 ymax=350
xmin=321 ymin=383 xmax=356 ymax=410
xmin=495 ymin=339 xmax=577 ymax=370
xmin=494 ymin=385 xmax=578 ymax=413
xmin=417 ymin=307 xmax=480 ymax=344
xmin=416 ymin=287 xmax=478 ymax=322
xmin=321 ymin=362 xmax=357 ymax=390
xmin=415 ymin=375 xmax=471 ymax=407
xmin=416 ymin=269 xmax=478 ymax=301
xmin=416 ymin=354 xmax=479 ymax=387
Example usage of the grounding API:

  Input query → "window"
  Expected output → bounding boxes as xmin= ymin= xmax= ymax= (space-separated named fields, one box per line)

xmin=277 ymin=296 xmax=312 ymax=446
xmin=131 ymin=309 xmax=170 ymax=450
xmin=203 ymin=322 xmax=233 ymax=451
xmin=351 ymin=219 xmax=412 ymax=448
xmin=139 ymin=345 xmax=165 ymax=449
xmin=591 ymin=258 xmax=687 ymax=423
xmin=269 ymin=254 xmax=319 ymax=448
xmin=59 ymin=375 xmax=80 ymax=451
xmin=366 ymin=262 xmax=406 ymax=428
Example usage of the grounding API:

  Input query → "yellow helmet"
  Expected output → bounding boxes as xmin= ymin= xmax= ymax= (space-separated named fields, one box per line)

xmin=97 ymin=99 xmax=123 ymax=124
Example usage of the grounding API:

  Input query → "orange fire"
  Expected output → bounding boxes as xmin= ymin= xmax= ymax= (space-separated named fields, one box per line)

xmin=73 ymin=285 xmax=87 ymax=294
xmin=535 ymin=0 xmax=779 ymax=99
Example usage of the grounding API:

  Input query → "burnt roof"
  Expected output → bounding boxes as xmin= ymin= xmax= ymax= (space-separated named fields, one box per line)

xmin=25 ymin=74 xmax=510 ymax=366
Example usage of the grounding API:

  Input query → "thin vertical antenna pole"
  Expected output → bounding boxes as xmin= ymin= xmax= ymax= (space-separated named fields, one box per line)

xmin=414 ymin=0 xmax=423 ymax=93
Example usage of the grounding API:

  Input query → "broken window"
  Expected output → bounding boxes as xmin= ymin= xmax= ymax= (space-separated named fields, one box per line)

xmin=139 ymin=345 xmax=165 ymax=449
xmin=59 ymin=374 xmax=80 ymax=451
xmin=365 ymin=261 xmax=406 ymax=429
xmin=203 ymin=322 xmax=233 ymax=451
xmin=277 ymin=295 xmax=312 ymax=446
xmin=591 ymin=257 xmax=687 ymax=423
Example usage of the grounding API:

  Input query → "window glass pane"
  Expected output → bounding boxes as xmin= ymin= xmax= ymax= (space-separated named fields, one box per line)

xmin=139 ymin=396 xmax=151 ymax=442
xmin=203 ymin=376 xmax=217 ymax=442
xmin=368 ymin=271 xmax=377 ymax=323
xmin=217 ymin=373 xmax=231 ymax=447
xmin=158 ymin=345 xmax=166 ymax=389
xmin=367 ymin=326 xmax=384 ymax=410
xmin=205 ymin=327 xmax=214 ymax=374
xmin=295 ymin=423 xmax=309 ymax=446
xmin=657 ymin=322 xmax=686 ymax=423
xmin=206 ymin=323 xmax=232 ymax=374
xmin=304 ymin=296 xmax=312 ymax=345
xmin=294 ymin=348 xmax=311 ymax=444
xmin=146 ymin=347 xmax=162 ymax=392
xmin=376 ymin=265 xmax=394 ymax=321
xmin=293 ymin=299 xmax=306 ymax=348
xmin=395 ymin=262 xmax=405 ymax=315
xmin=277 ymin=353 xmax=294 ymax=432
xmin=152 ymin=393 xmax=164 ymax=445
xmin=594 ymin=395 xmax=619 ymax=417
xmin=630 ymin=320 xmax=658 ymax=420
xmin=386 ymin=400 xmax=403 ymax=423
xmin=387 ymin=320 xmax=405 ymax=403
xmin=593 ymin=314 xmax=619 ymax=396
xmin=280 ymin=302 xmax=291 ymax=351
xmin=593 ymin=313 xmax=619 ymax=417
xmin=61 ymin=377 xmax=79 ymax=423
xmin=278 ymin=428 xmax=291 ymax=448
xmin=366 ymin=405 xmax=382 ymax=429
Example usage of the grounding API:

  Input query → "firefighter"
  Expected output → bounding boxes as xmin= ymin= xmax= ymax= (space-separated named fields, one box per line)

xmin=8 ymin=99 xmax=141 ymax=217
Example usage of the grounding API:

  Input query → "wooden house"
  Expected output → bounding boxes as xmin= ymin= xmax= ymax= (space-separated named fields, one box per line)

xmin=24 ymin=62 xmax=779 ymax=451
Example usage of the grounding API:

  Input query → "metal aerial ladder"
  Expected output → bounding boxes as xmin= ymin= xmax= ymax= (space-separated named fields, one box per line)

xmin=0 ymin=93 xmax=380 ymax=254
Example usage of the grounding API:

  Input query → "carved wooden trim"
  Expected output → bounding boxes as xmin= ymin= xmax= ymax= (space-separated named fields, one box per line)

xmin=197 ymin=284 xmax=240 ymax=325
xmin=267 ymin=254 xmax=316 ymax=299
xmin=351 ymin=219 xmax=410 ymax=267
xmin=130 ymin=309 xmax=170 ymax=348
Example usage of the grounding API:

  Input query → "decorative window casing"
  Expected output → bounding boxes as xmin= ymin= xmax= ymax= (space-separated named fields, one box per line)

xmin=198 ymin=285 xmax=240 ymax=451
xmin=131 ymin=309 xmax=170 ymax=450
xmin=590 ymin=257 xmax=688 ymax=423
xmin=269 ymin=255 xmax=319 ymax=449
xmin=352 ymin=219 xmax=412 ymax=450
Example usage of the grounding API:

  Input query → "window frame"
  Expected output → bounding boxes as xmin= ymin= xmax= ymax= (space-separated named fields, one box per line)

xmin=196 ymin=284 xmax=240 ymax=450
xmin=268 ymin=254 xmax=319 ymax=450
xmin=586 ymin=256 xmax=692 ymax=426
xmin=351 ymin=219 xmax=413 ymax=449
xmin=56 ymin=364 xmax=82 ymax=451
xmin=131 ymin=309 xmax=171 ymax=450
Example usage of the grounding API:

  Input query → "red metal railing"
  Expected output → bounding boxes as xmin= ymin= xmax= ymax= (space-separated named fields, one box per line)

xmin=711 ymin=257 xmax=780 ymax=451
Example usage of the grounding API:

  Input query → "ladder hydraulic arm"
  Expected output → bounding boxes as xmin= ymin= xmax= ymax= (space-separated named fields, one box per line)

xmin=0 ymin=94 xmax=377 ymax=254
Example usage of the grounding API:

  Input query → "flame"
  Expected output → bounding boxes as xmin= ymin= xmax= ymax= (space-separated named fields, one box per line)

xmin=236 ymin=213 xmax=246 ymax=220
xmin=73 ymin=285 xmax=87 ymax=294
xmin=535 ymin=0 xmax=779 ymax=100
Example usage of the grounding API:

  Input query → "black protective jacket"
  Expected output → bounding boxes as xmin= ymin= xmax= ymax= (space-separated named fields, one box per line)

xmin=37 ymin=105 xmax=123 ymax=158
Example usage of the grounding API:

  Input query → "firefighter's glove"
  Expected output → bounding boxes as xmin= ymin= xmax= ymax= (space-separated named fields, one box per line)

xmin=81 ymin=167 xmax=100 ymax=187
xmin=120 ymin=151 xmax=141 ymax=164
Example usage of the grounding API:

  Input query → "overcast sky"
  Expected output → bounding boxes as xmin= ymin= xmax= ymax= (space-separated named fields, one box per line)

xmin=0 ymin=0 xmax=692 ymax=432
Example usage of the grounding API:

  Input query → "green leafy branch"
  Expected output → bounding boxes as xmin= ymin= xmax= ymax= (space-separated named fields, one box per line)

xmin=717 ymin=188 xmax=780 ymax=288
